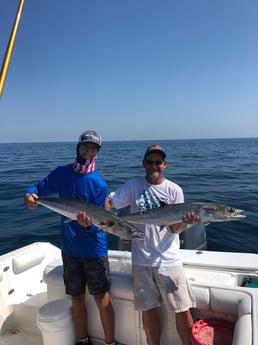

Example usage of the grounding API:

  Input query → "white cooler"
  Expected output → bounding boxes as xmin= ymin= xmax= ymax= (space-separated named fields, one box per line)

xmin=37 ymin=299 xmax=75 ymax=345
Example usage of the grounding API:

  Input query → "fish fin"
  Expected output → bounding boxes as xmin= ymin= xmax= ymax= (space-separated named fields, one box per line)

xmin=159 ymin=225 xmax=167 ymax=231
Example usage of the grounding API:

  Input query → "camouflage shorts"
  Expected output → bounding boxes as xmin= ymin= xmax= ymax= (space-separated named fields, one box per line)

xmin=62 ymin=254 xmax=111 ymax=296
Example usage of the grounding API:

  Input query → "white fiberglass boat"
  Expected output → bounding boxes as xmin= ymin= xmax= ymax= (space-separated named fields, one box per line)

xmin=0 ymin=241 xmax=257 ymax=345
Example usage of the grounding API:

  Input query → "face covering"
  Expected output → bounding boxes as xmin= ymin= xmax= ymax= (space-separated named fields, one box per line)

xmin=73 ymin=144 xmax=98 ymax=174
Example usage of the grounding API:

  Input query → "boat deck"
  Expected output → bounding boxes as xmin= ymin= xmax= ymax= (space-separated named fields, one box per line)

xmin=0 ymin=243 xmax=258 ymax=345
xmin=0 ymin=330 xmax=43 ymax=345
xmin=0 ymin=331 xmax=106 ymax=345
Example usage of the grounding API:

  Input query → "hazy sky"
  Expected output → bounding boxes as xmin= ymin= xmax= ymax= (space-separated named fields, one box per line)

xmin=1 ymin=0 xmax=258 ymax=143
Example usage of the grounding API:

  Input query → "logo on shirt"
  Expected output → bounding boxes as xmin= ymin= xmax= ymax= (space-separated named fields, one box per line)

xmin=137 ymin=190 xmax=161 ymax=210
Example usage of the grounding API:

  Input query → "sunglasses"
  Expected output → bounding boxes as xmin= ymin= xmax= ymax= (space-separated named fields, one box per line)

xmin=145 ymin=160 xmax=164 ymax=166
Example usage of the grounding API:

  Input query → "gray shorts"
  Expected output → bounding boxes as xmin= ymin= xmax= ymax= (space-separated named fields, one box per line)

xmin=132 ymin=265 xmax=196 ymax=312
xmin=62 ymin=254 xmax=111 ymax=296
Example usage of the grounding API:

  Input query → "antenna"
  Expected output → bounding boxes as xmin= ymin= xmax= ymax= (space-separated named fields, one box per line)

xmin=0 ymin=0 xmax=25 ymax=98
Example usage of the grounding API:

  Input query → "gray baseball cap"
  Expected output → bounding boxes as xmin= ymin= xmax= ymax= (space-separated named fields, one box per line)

xmin=78 ymin=130 xmax=102 ymax=147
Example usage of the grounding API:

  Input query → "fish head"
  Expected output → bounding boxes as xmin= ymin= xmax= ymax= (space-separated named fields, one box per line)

xmin=115 ymin=219 xmax=144 ymax=240
xmin=223 ymin=206 xmax=246 ymax=220
xmin=201 ymin=203 xmax=246 ymax=221
xmin=99 ymin=214 xmax=144 ymax=240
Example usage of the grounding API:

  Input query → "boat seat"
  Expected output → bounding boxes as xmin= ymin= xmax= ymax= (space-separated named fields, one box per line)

xmin=192 ymin=285 xmax=252 ymax=315
xmin=43 ymin=263 xmax=254 ymax=345
xmin=43 ymin=263 xmax=66 ymax=301
xmin=43 ymin=264 xmax=134 ymax=301
xmin=0 ymin=243 xmax=60 ymax=333
xmin=192 ymin=285 xmax=252 ymax=345
xmin=12 ymin=249 xmax=45 ymax=274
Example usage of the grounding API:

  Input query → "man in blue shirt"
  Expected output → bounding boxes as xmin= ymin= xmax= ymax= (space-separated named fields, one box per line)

xmin=25 ymin=130 xmax=116 ymax=345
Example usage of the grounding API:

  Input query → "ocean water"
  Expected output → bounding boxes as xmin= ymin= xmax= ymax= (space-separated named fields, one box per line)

xmin=0 ymin=138 xmax=257 ymax=256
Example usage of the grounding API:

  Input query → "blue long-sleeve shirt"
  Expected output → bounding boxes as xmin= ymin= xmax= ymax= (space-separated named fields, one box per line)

xmin=26 ymin=164 xmax=108 ymax=258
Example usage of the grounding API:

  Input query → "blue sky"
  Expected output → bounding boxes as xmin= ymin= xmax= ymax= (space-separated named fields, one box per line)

xmin=1 ymin=0 xmax=258 ymax=142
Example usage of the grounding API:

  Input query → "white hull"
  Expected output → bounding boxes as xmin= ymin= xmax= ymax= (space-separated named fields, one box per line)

xmin=0 ymin=242 xmax=257 ymax=345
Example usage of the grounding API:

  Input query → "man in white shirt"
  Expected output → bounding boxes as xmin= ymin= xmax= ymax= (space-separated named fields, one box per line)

xmin=105 ymin=145 xmax=200 ymax=345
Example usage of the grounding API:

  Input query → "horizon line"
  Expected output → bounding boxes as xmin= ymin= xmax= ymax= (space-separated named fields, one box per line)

xmin=0 ymin=136 xmax=257 ymax=145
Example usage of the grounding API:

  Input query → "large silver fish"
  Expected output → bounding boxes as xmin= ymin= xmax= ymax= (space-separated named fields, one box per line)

xmin=37 ymin=197 xmax=143 ymax=240
xmin=122 ymin=202 xmax=246 ymax=226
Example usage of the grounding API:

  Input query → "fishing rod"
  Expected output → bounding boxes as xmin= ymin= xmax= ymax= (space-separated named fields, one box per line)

xmin=0 ymin=0 xmax=25 ymax=98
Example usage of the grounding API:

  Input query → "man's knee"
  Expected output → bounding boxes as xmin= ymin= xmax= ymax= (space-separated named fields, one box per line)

xmin=94 ymin=292 xmax=111 ymax=310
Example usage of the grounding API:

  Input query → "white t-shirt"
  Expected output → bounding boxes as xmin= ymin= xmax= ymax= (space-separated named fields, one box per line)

xmin=109 ymin=176 xmax=184 ymax=267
